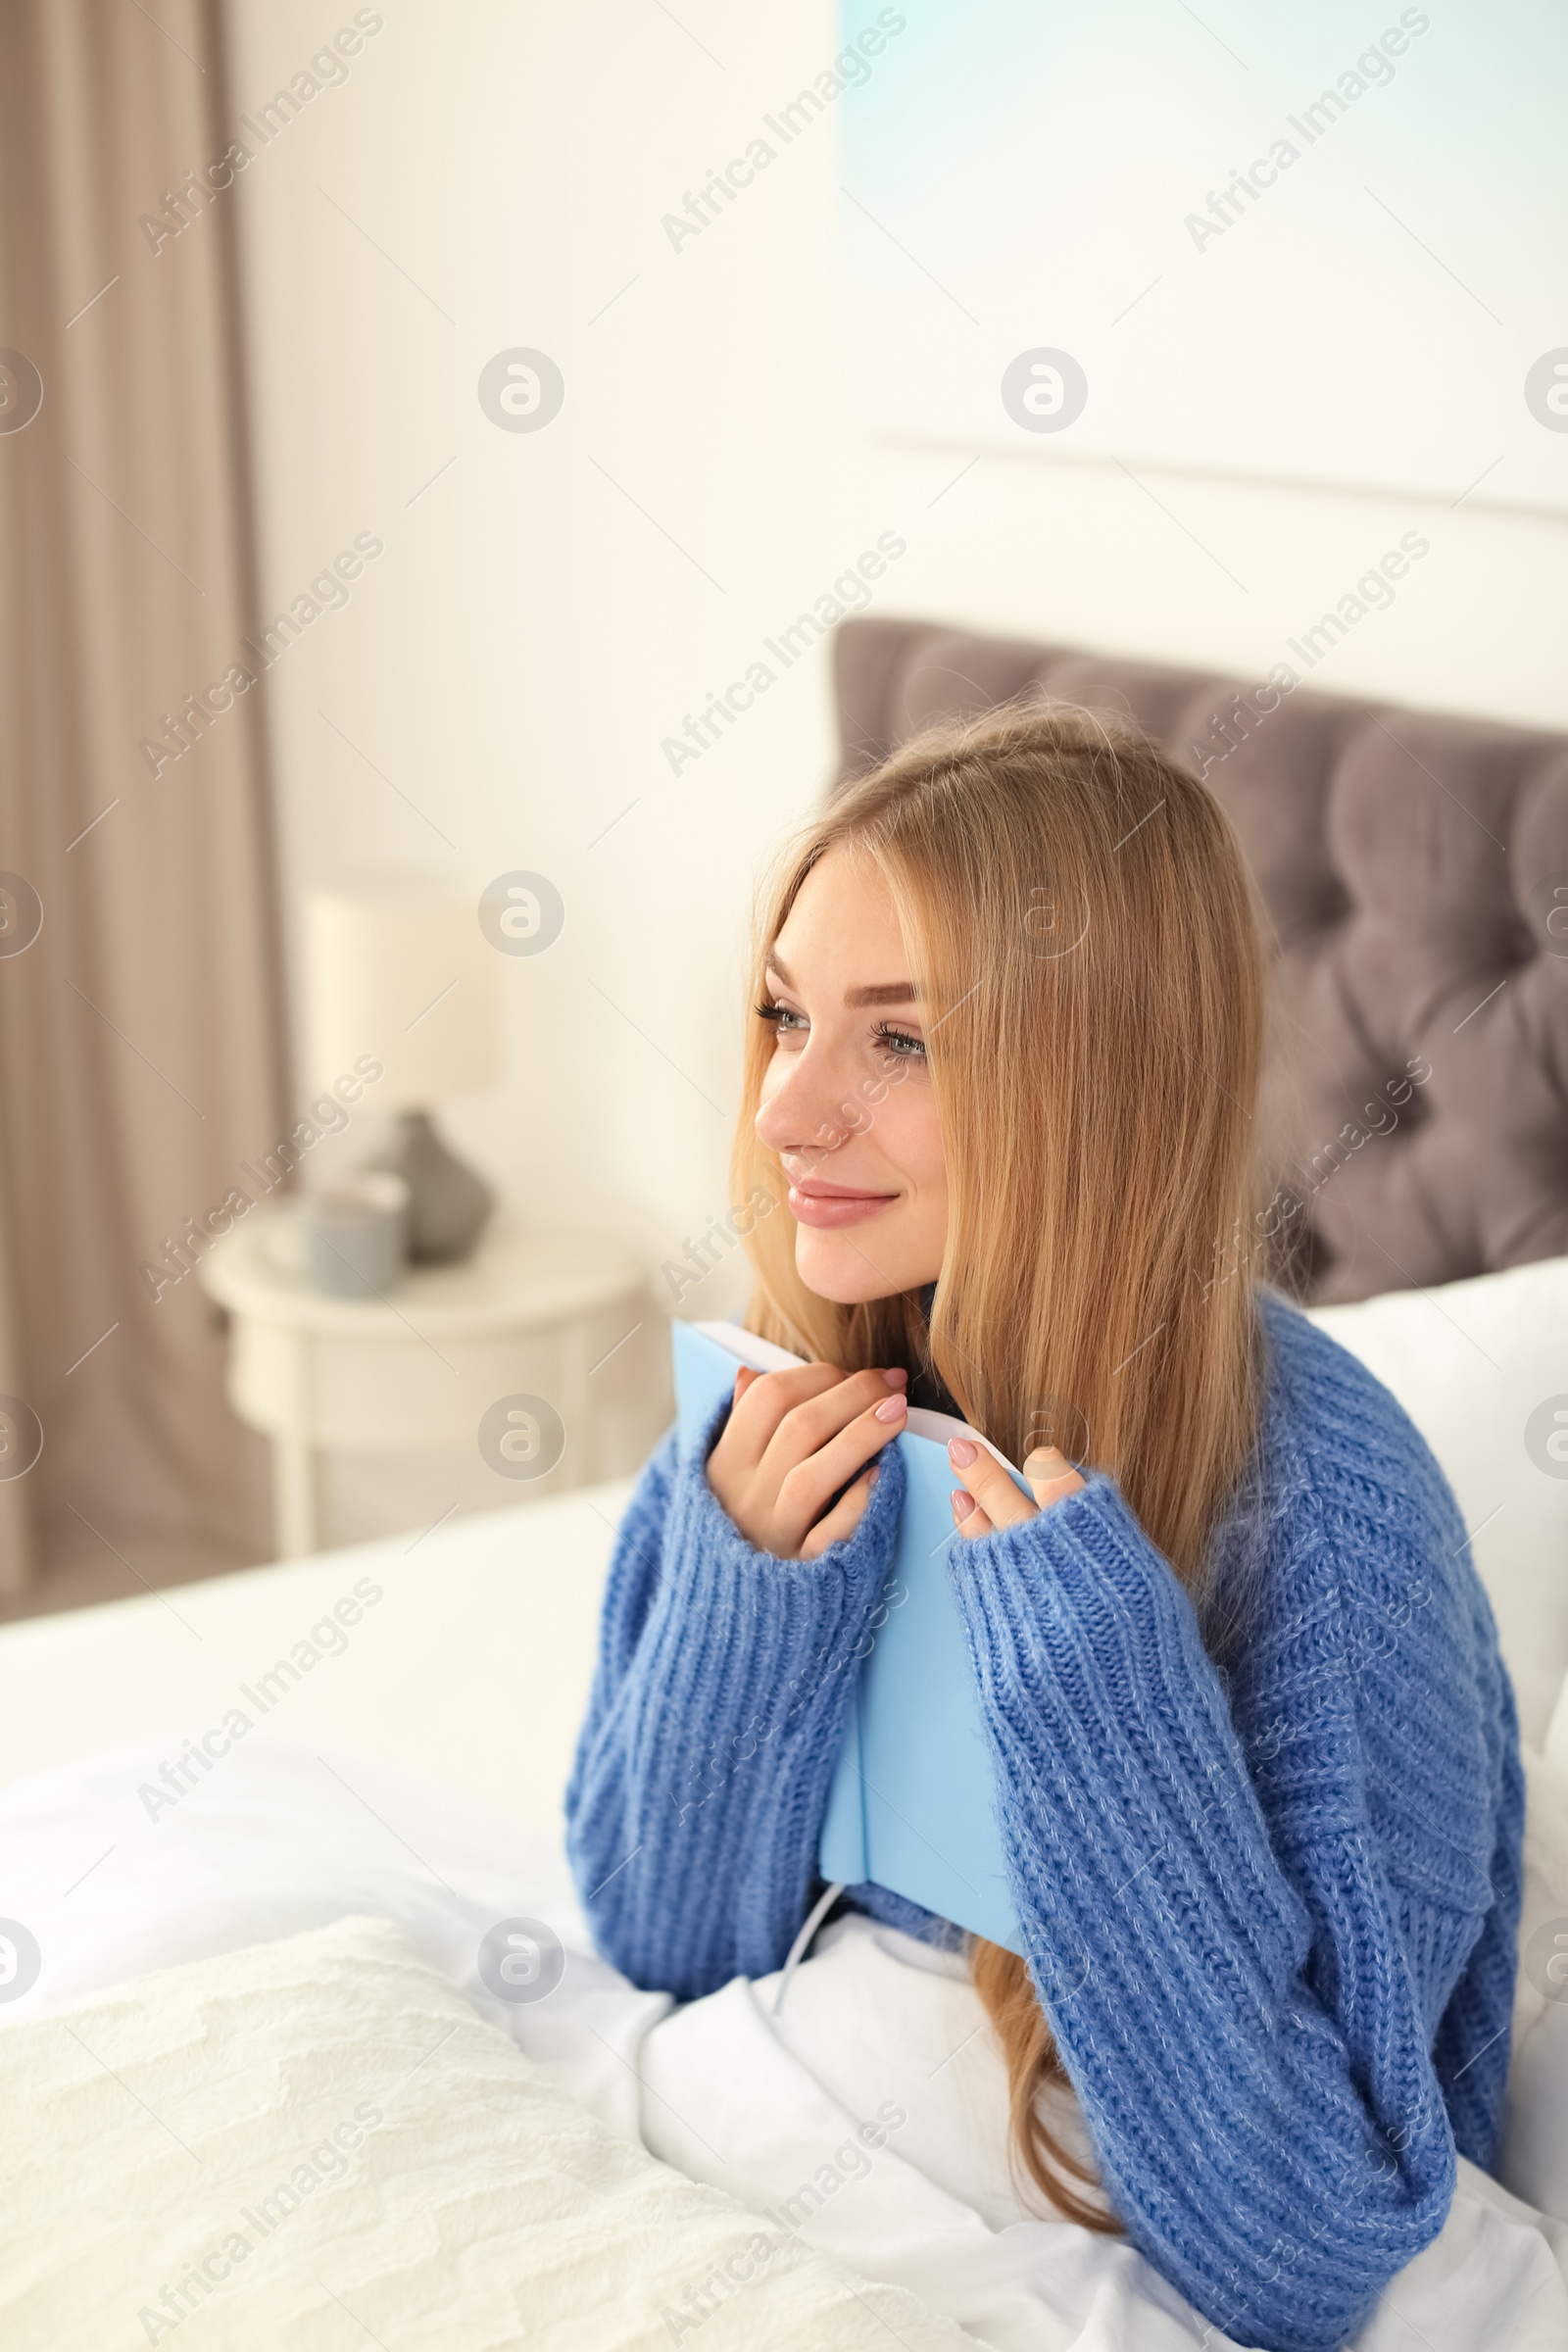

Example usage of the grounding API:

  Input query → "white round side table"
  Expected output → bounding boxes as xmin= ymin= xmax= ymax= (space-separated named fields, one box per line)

xmin=198 ymin=1203 xmax=660 ymax=1558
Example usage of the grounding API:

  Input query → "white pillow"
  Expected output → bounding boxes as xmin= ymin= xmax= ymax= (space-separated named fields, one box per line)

xmin=1502 ymin=1747 xmax=1568 ymax=2222
xmin=1307 ymin=1255 xmax=1568 ymax=1751
xmin=0 ymin=1915 xmax=972 ymax=2352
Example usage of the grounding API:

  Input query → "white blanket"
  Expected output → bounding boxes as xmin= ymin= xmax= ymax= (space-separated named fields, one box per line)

xmin=3 ymin=1731 xmax=1566 ymax=2351
xmin=0 ymin=1913 xmax=973 ymax=2351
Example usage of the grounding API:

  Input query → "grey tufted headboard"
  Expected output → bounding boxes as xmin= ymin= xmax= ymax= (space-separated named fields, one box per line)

xmin=832 ymin=616 xmax=1568 ymax=1305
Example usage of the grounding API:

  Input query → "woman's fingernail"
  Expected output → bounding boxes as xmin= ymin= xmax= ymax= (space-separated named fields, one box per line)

xmin=882 ymin=1366 xmax=908 ymax=1388
xmin=1024 ymin=1445 xmax=1067 ymax=1472
xmin=948 ymin=1437 xmax=977 ymax=1466
xmin=874 ymin=1395 xmax=906 ymax=1423
xmin=951 ymin=1488 xmax=974 ymax=1521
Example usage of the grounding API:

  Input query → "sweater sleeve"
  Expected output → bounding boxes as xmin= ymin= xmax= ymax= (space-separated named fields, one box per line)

xmin=564 ymin=1404 xmax=906 ymax=2000
xmin=1428 ymin=1594 xmax=1525 ymax=2170
xmin=951 ymin=1463 xmax=1501 ymax=2352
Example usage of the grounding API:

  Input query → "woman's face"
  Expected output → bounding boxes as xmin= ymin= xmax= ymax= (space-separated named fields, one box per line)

xmin=754 ymin=845 xmax=949 ymax=1304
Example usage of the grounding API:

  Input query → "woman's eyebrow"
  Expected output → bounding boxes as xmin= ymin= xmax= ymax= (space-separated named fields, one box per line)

xmin=765 ymin=954 xmax=919 ymax=1007
xmin=846 ymin=981 xmax=920 ymax=1006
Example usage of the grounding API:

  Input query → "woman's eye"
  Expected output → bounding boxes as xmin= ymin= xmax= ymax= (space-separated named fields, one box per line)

xmin=755 ymin=1001 xmax=808 ymax=1035
xmin=872 ymin=1023 xmax=926 ymax=1061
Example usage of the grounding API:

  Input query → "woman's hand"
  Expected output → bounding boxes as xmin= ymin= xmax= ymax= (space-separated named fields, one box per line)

xmin=949 ymin=1435 xmax=1085 ymax=1539
xmin=707 ymin=1361 xmax=907 ymax=1560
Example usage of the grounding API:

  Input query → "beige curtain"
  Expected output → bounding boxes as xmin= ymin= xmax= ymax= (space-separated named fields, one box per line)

xmin=0 ymin=0 xmax=288 ymax=1590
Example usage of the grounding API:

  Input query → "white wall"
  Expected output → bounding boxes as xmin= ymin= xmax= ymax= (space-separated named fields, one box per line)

xmin=215 ymin=0 xmax=1568 ymax=1536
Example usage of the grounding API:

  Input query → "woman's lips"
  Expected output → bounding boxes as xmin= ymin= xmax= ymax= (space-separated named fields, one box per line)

xmin=787 ymin=1181 xmax=900 ymax=1229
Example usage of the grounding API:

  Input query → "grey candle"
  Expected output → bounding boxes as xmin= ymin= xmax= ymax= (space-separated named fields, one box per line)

xmin=301 ymin=1172 xmax=410 ymax=1298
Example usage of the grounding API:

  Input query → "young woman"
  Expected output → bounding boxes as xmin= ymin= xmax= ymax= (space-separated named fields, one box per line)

xmin=565 ymin=704 xmax=1523 ymax=2352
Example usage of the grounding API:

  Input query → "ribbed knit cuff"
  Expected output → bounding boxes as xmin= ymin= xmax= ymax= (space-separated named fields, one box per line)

xmin=655 ymin=1396 xmax=907 ymax=1822
xmin=949 ymin=1471 xmax=1309 ymax=1976
xmin=567 ymin=1394 xmax=907 ymax=1996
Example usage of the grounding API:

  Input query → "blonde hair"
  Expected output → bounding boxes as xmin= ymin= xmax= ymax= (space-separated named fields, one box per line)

xmin=729 ymin=701 xmax=1270 ymax=2226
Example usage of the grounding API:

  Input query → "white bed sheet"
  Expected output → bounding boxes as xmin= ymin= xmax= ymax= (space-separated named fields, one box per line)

xmin=0 ymin=1485 xmax=633 ymax=1837
xmin=2 ymin=1365 xmax=1566 ymax=2345
xmin=1 ymin=1733 xmax=1564 ymax=2352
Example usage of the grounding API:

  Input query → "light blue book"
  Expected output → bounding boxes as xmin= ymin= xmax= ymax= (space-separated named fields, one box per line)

xmin=671 ymin=1318 xmax=1027 ymax=1954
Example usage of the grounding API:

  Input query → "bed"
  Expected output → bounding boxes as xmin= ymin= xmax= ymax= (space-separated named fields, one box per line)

xmin=3 ymin=625 xmax=1567 ymax=2351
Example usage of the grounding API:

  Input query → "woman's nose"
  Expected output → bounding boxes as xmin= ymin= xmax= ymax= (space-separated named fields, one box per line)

xmin=755 ymin=1045 xmax=854 ymax=1157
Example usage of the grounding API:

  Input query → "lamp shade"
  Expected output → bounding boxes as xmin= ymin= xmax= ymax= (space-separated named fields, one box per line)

xmin=305 ymin=878 xmax=504 ymax=1109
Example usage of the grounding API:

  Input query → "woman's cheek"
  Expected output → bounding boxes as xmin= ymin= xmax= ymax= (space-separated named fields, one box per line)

xmin=885 ymin=1087 xmax=948 ymax=1194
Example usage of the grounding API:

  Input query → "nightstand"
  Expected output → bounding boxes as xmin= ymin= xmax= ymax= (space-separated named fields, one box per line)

xmin=198 ymin=1203 xmax=661 ymax=1558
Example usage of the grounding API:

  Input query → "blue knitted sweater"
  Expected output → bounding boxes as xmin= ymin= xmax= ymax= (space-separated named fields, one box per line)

xmin=565 ymin=1296 xmax=1523 ymax=2352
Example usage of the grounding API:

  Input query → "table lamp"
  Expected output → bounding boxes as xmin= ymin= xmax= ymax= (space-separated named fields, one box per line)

xmin=305 ymin=877 xmax=504 ymax=1263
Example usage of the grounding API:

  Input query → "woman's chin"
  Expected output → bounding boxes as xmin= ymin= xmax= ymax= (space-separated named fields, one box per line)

xmin=793 ymin=1225 xmax=910 ymax=1305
